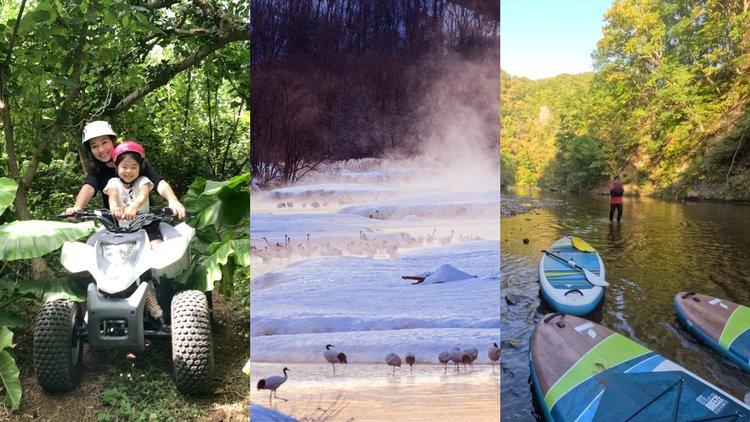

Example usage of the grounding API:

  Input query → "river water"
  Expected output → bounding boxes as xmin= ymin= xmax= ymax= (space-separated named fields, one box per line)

xmin=500 ymin=188 xmax=750 ymax=421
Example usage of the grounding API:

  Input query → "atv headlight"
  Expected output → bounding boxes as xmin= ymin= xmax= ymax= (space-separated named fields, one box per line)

xmin=101 ymin=243 xmax=136 ymax=265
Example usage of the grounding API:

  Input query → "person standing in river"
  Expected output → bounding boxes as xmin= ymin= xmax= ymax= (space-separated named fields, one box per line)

xmin=609 ymin=175 xmax=624 ymax=223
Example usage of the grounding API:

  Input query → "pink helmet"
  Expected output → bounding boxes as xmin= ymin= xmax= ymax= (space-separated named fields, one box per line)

xmin=112 ymin=140 xmax=145 ymax=162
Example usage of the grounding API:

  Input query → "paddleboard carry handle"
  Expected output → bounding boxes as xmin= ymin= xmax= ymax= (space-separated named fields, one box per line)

xmin=543 ymin=313 xmax=565 ymax=324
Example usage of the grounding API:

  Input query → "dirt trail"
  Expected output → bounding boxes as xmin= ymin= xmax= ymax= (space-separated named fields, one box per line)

xmin=4 ymin=293 xmax=249 ymax=421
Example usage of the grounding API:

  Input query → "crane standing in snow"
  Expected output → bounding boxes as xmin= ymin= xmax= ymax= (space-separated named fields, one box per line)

xmin=256 ymin=367 xmax=290 ymax=402
xmin=449 ymin=347 xmax=462 ymax=371
xmin=324 ymin=344 xmax=347 ymax=374
xmin=405 ymin=352 xmax=415 ymax=374
xmin=488 ymin=342 xmax=500 ymax=371
xmin=438 ymin=230 xmax=454 ymax=246
xmin=386 ymin=353 xmax=401 ymax=375
xmin=438 ymin=351 xmax=450 ymax=373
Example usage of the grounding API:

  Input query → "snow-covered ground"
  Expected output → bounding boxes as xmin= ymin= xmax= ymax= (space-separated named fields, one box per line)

xmin=250 ymin=158 xmax=500 ymax=418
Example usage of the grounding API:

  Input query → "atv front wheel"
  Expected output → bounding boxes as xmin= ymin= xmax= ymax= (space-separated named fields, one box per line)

xmin=33 ymin=299 xmax=84 ymax=393
xmin=171 ymin=290 xmax=214 ymax=394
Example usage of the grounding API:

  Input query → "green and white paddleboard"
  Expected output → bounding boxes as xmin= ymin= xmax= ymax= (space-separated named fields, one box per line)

xmin=530 ymin=313 xmax=750 ymax=421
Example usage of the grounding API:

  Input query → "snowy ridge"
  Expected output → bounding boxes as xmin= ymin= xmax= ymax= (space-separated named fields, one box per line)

xmin=251 ymin=314 xmax=499 ymax=336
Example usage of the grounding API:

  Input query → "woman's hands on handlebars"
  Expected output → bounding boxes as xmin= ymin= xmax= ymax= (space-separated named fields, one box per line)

xmin=167 ymin=199 xmax=186 ymax=220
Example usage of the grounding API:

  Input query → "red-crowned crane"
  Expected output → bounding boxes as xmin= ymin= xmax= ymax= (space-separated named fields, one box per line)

xmin=462 ymin=347 xmax=478 ymax=371
xmin=386 ymin=353 xmax=401 ymax=375
xmin=488 ymin=343 xmax=500 ymax=371
xmin=438 ymin=351 xmax=450 ymax=373
xmin=324 ymin=344 xmax=347 ymax=374
xmin=257 ymin=367 xmax=289 ymax=402
xmin=405 ymin=352 xmax=415 ymax=374
xmin=449 ymin=347 xmax=462 ymax=371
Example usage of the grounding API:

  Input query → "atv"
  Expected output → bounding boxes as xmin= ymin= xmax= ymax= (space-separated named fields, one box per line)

xmin=33 ymin=208 xmax=214 ymax=394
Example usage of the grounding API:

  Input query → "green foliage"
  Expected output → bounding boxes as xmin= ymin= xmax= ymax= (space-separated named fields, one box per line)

xmin=180 ymin=174 xmax=249 ymax=297
xmin=549 ymin=133 xmax=608 ymax=192
xmin=0 ymin=327 xmax=21 ymax=411
xmin=0 ymin=178 xmax=94 ymax=412
xmin=0 ymin=220 xmax=94 ymax=261
xmin=0 ymin=179 xmax=15 ymax=215
xmin=28 ymin=157 xmax=82 ymax=219
xmin=16 ymin=276 xmax=89 ymax=303
xmin=588 ymin=0 xmax=750 ymax=191
xmin=499 ymin=71 xmax=593 ymax=186
xmin=96 ymin=365 xmax=204 ymax=421
xmin=500 ymin=152 xmax=516 ymax=187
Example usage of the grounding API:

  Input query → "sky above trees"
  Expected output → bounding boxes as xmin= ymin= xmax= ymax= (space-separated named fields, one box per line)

xmin=501 ymin=0 xmax=612 ymax=79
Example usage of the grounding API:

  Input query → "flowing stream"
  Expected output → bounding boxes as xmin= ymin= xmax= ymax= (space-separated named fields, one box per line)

xmin=501 ymin=187 xmax=750 ymax=421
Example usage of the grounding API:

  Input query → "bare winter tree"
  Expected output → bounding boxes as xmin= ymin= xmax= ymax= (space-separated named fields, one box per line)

xmin=250 ymin=0 xmax=499 ymax=185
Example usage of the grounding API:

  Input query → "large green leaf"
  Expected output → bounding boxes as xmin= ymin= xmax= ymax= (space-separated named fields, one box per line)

xmin=0 ymin=220 xmax=95 ymax=261
xmin=0 ymin=178 xmax=17 ymax=215
xmin=199 ymin=240 xmax=235 ymax=291
xmin=16 ymin=277 xmax=88 ymax=302
xmin=231 ymin=239 xmax=251 ymax=267
xmin=190 ymin=200 xmax=222 ymax=230
xmin=0 ymin=310 xmax=25 ymax=329
xmin=0 ymin=328 xmax=10 ymax=350
xmin=219 ymin=191 xmax=250 ymax=227
xmin=0 ymin=328 xmax=21 ymax=411
xmin=180 ymin=240 xmax=236 ymax=291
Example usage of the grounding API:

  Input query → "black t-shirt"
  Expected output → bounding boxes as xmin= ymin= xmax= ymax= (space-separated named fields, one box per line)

xmin=83 ymin=161 xmax=164 ymax=208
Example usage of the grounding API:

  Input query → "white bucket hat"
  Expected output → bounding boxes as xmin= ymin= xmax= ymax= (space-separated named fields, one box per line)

xmin=82 ymin=120 xmax=116 ymax=144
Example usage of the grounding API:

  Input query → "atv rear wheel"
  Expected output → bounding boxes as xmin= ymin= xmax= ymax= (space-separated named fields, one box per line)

xmin=171 ymin=290 xmax=214 ymax=394
xmin=33 ymin=299 xmax=84 ymax=393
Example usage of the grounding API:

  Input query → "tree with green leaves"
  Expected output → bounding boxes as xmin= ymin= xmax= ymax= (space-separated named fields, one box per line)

xmin=0 ymin=0 xmax=249 ymax=277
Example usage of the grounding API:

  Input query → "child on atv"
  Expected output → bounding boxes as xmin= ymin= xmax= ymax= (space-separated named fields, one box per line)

xmin=104 ymin=141 xmax=163 ymax=248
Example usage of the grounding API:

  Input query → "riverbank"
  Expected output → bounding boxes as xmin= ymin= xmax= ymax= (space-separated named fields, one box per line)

xmin=500 ymin=193 xmax=560 ymax=219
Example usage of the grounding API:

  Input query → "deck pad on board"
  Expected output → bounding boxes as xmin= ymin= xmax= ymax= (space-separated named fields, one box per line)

xmin=675 ymin=292 xmax=750 ymax=372
xmin=530 ymin=313 xmax=750 ymax=422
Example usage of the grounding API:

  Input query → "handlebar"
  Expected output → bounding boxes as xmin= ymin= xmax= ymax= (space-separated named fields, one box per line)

xmin=55 ymin=208 xmax=178 ymax=233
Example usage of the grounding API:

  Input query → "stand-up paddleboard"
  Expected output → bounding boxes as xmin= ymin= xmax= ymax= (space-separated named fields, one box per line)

xmin=530 ymin=313 xmax=750 ymax=421
xmin=539 ymin=236 xmax=605 ymax=316
xmin=675 ymin=292 xmax=750 ymax=373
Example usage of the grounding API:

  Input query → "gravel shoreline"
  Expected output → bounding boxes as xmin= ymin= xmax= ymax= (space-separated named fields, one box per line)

xmin=500 ymin=193 xmax=560 ymax=219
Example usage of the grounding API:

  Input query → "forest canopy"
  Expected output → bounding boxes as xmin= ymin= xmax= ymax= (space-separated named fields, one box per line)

xmin=0 ymin=0 xmax=250 ymax=223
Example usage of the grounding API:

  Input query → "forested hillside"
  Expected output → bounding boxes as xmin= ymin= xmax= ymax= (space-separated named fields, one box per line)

xmin=501 ymin=0 xmax=750 ymax=200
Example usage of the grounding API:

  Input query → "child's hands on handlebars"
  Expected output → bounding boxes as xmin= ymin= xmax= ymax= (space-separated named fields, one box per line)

xmin=121 ymin=205 xmax=139 ymax=220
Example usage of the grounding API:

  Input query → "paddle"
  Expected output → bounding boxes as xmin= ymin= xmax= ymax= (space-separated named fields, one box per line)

xmin=542 ymin=250 xmax=610 ymax=287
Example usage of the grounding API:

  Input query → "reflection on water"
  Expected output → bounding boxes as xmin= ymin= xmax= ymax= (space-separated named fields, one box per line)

xmin=501 ymin=191 xmax=750 ymax=421
xmin=251 ymin=362 xmax=500 ymax=421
